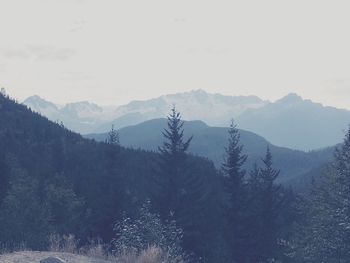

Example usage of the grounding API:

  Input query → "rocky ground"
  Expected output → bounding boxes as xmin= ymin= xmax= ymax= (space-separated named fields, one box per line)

xmin=0 ymin=251 xmax=113 ymax=263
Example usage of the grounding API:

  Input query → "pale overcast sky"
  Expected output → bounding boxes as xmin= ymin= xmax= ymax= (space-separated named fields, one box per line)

xmin=1 ymin=0 xmax=350 ymax=108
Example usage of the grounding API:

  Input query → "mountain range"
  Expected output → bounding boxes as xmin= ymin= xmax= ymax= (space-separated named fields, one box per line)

xmin=23 ymin=89 xmax=350 ymax=150
xmin=22 ymin=95 xmax=116 ymax=134
xmin=23 ymin=89 xmax=267 ymax=133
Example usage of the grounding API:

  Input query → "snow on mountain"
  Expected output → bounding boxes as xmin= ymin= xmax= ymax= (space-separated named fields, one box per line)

xmin=22 ymin=90 xmax=350 ymax=151
xmin=22 ymin=96 xmax=115 ymax=133
xmin=112 ymin=89 xmax=268 ymax=128
xmin=61 ymin=101 xmax=103 ymax=119
xmin=23 ymin=90 xmax=268 ymax=134
xmin=23 ymin=95 xmax=61 ymax=121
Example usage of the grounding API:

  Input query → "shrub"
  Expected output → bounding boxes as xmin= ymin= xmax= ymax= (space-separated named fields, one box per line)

xmin=112 ymin=200 xmax=186 ymax=262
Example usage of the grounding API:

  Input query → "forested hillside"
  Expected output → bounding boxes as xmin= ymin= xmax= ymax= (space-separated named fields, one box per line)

xmin=86 ymin=118 xmax=333 ymax=185
xmin=0 ymin=94 xmax=220 ymax=260
xmin=3 ymin=93 xmax=350 ymax=262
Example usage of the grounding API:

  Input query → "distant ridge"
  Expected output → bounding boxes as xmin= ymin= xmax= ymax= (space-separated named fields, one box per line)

xmin=23 ymin=95 xmax=116 ymax=134
xmin=237 ymin=93 xmax=350 ymax=150
xmin=23 ymin=90 xmax=268 ymax=133
xmin=85 ymin=118 xmax=334 ymax=185
xmin=23 ymin=90 xmax=350 ymax=150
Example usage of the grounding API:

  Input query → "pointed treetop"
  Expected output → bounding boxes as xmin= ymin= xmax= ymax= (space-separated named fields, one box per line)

xmin=222 ymin=119 xmax=247 ymax=179
xmin=159 ymin=106 xmax=193 ymax=156
xmin=260 ymin=146 xmax=280 ymax=182
xmin=262 ymin=146 xmax=273 ymax=168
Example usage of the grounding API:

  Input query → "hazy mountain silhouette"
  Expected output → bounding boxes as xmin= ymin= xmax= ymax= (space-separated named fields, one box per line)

xmin=23 ymin=90 xmax=267 ymax=134
xmin=23 ymin=90 xmax=350 ymax=150
xmin=237 ymin=93 xmax=350 ymax=150
xmin=86 ymin=118 xmax=334 ymax=184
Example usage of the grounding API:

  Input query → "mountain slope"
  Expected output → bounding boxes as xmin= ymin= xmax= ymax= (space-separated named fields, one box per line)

xmin=86 ymin=119 xmax=334 ymax=184
xmin=0 ymin=93 xmax=221 ymax=256
xmin=237 ymin=93 xmax=350 ymax=150
xmin=23 ymin=95 xmax=61 ymax=121
xmin=22 ymin=95 xmax=116 ymax=134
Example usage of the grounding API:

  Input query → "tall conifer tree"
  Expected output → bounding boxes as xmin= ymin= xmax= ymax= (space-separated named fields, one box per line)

xmin=156 ymin=107 xmax=212 ymax=259
xmin=157 ymin=106 xmax=193 ymax=218
xmin=222 ymin=119 xmax=248 ymax=262
xmin=94 ymin=125 xmax=123 ymax=240
xmin=245 ymin=148 xmax=286 ymax=262
xmin=256 ymin=147 xmax=283 ymax=262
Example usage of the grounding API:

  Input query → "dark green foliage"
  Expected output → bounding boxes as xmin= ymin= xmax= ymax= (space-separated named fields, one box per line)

xmin=246 ymin=147 xmax=288 ymax=262
xmin=0 ymin=158 xmax=84 ymax=249
xmin=221 ymin=120 xmax=249 ymax=262
xmin=0 ymin=95 xmax=318 ymax=263
xmin=156 ymin=107 xmax=193 ymax=218
xmin=155 ymin=107 xmax=218 ymax=261
xmin=0 ymin=163 xmax=51 ymax=249
xmin=0 ymin=94 xmax=158 ymax=248
xmin=257 ymin=147 xmax=282 ymax=259
xmin=222 ymin=120 xmax=248 ymax=180
xmin=222 ymin=121 xmax=294 ymax=262
xmin=94 ymin=125 xmax=125 ymax=241
xmin=0 ymin=94 xmax=223 ymax=261
xmin=292 ymin=128 xmax=350 ymax=262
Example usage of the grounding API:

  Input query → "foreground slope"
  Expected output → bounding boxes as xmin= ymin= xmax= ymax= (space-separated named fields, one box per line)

xmin=0 ymin=251 xmax=111 ymax=263
xmin=0 ymin=93 xmax=159 ymax=244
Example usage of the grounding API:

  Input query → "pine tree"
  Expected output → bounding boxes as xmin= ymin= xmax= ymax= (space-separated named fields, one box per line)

xmin=157 ymin=106 xmax=193 ymax=218
xmin=158 ymin=107 xmax=192 ymax=157
xmin=222 ymin=120 xmax=247 ymax=184
xmin=93 ymin=124 xmax=124 ymax=240
xmin=244 ymin=163 xmax=262 ymax=261
xmin=256 ymin=147 xmax=283 ymax=262
xmin=248 ymin=163 xmax=260 ymax=193
xmin=222 ymin=119 xmax=248 ymax=262
xmin=156 ymin=107 xmax=213 ymax=259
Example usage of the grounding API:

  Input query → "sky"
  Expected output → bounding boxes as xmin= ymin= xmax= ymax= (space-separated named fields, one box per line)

xmin=1 ymin=0 xmax=350 ymax=108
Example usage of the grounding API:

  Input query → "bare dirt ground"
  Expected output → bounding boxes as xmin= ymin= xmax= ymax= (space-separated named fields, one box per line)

xmin=0 ymin=251 xmax=113 ymax=263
